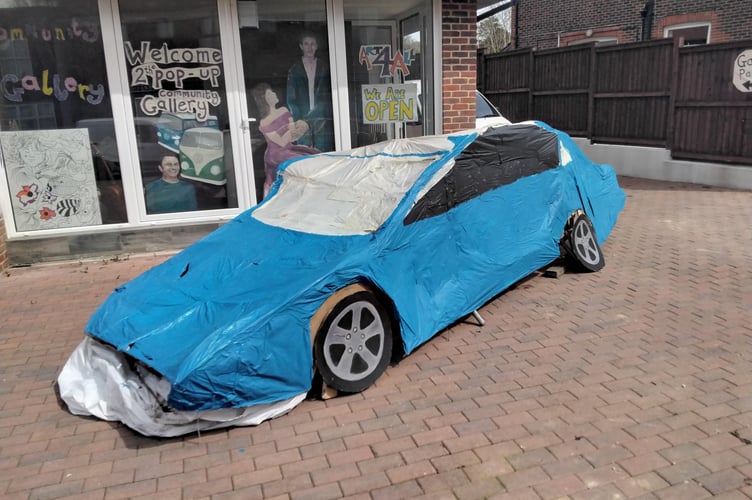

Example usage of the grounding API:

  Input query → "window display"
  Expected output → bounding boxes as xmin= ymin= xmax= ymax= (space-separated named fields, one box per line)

xmin=344 ymin=0 xmax=429 ymax=148
xmin=0 ymin=0 xmax=125 ymax=228
xmin=119 ymin=0 xmax=238 ymax=214
xmin=236 ymin=0 xmax=332 ymax=202
xmin=0 ymin=0 xmax=437 ymax=248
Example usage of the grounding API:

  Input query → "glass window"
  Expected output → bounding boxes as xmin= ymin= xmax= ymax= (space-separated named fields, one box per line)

xmin=119 ymin=0 xmax=238 ymax=214
xmin=0 ymin=0 xmax=126 ymax=230
xmin=343 ymin=1 xmax=430 ymax=148
xmin=236 ymin=0 xmax=333 ymax=203
xmin=665 ymin=24 xmax=710 ymax=46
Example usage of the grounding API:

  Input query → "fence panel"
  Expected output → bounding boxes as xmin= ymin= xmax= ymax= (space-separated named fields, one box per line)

xmin=477 ymin=38 xmax=752 ymax=165
xmin=672 ymin=41 xmax=752 ymax=164
xmin=592 ymin=40 xmax=673 ymax=146
xmin=532 ymin=45 xmax=591 ymax=134
xmin=479 ymin=48 xmax=532 ymax=122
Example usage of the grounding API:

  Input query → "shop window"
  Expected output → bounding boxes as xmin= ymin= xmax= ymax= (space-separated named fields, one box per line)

xmin=119 ymin=0 xmax=239 ymax=215
xmin=343 ymin=1 xmax=431 ymax=149
xmin=664 ymin=23 xmax=710 ymax=46
xmin=0 ymin=0 xmax=126 ymax=231
xmin=235 ymin=0 xmax=333 ymax=203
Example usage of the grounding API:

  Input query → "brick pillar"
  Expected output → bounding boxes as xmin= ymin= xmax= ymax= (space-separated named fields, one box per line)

xmin=442 ymin=0 xmax=478 ymax=133
xmin=0 ymin=215 xmax=8 ymax=272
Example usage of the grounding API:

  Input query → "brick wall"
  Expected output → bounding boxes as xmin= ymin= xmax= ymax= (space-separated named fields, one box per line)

xmin=442 ymin=0 xmax=477 ymax=132
xmin=0 ymin=215 xmax=8 ymax=272
xmin=514 ymin=0 xmax=751 ymax=49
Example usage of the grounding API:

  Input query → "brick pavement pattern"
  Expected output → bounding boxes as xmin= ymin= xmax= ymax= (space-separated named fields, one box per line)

xmin=1 ymin=176 xmax=751 ymax=499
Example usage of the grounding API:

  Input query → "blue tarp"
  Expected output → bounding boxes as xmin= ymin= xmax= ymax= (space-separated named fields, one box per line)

xmin=80 ymin=122 xmax=625 ymax=413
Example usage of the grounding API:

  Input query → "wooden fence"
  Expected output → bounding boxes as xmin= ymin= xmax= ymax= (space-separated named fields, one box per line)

xmin=478 ymin=39 xmax=752 ymax=165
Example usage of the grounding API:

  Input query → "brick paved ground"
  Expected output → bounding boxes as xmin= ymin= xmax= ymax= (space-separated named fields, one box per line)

xmin=1 ymin=176 xmax=751 ymax=500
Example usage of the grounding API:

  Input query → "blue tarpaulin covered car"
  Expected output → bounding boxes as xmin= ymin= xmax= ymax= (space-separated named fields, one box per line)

xmin=59 ymin=122 xmax=625 ymax=436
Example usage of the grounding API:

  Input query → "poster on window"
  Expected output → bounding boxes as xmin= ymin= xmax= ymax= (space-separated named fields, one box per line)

xmin=1 ymin=129 xmax=101 ymax=231
xmin=361 ymin=83 xmax=419 ymax=124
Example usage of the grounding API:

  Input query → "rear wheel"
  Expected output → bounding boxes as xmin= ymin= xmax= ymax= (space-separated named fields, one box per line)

xmin=314 ymin=291 xmax=392 ymax=393
xmin=567 ymin=213 xmax=605 ymax=272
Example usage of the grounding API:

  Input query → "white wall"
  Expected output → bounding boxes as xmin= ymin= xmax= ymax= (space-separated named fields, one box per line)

xmin=573 ymin=138 xmax=752 ymax=191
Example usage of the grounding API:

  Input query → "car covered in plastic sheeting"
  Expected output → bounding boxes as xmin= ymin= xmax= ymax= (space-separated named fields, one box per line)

xmin=59 ymin=122 xmax=625 ymax=436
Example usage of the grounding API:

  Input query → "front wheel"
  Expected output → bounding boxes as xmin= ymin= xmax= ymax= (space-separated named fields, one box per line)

xmin=314 ymin=291 xmax=392 ymax=393
xmin=566 ymin=213 xmax=605 ymax=272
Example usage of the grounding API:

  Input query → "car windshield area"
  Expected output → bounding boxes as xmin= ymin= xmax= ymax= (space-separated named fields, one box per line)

xmin=476 ymin=91 xmax=500 ymax=118
xmin=181 ymin=130 xmax=222 ymax=149
xmin=252 ymin=136 xmax=456 ymax=235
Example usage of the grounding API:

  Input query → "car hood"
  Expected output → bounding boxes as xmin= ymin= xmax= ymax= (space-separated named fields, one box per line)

xmin=86 ymin=213 xmax=370 ymax=384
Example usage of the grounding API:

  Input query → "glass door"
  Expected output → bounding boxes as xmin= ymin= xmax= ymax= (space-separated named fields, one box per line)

xmin=342 ymin=0 xmax=429 ymax=149
xmin=117 ymin=0 xmax=240 ymax=216
xmin=233 ymin=0 xmax=334 ymax=202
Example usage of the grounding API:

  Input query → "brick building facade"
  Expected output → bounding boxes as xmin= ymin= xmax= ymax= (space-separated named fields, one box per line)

xmin=512 ymin=0 xmax=752 ymax=49
xmin=443 ymin=0 xmax=479 ymax=132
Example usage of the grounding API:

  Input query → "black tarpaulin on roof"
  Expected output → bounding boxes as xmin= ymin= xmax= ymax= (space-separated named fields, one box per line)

xmin=405 ymin=124 xmax=559 ymax=224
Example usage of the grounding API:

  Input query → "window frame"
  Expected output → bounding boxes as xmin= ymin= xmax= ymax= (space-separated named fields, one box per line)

xmin=663 ymin=22 xmax=711 ymax=46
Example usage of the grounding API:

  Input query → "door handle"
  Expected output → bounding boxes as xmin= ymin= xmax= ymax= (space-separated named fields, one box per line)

xmin=240 ymin=118 xmax=257 ymax=131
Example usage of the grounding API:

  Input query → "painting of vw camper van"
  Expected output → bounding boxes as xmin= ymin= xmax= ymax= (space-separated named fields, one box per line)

xmin=178 ymin=127 xmax=226 ymax=186
xmin=157 ymin=113 xmax=219 ymax=153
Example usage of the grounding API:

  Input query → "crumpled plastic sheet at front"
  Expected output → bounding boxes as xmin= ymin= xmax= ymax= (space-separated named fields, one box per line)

xmin=58 ymin=337 xmax=306 ymax=437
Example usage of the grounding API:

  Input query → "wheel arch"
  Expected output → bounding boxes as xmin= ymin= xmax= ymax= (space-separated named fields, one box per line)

xmin=308 ymin=278 xmax=404 ymax=362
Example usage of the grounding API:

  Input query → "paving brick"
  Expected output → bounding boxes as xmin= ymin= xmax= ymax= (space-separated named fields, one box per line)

xmin=613 ymin=471 xmax=670 ymax=496
xmin=231 ymin=466 xmax=282 ymax=490
xmin=27 ymin=479 xmax=84 ymax=500
xmin=326 ymin=445 xmax=374 ymax=467
xmin=417 ymin=468 xmax=470 ymax=493
xmin=507 ymin=448 xmax=557 ymax=471
xmin=453 ymin=476 xmax=505 ymax=498
xmin=619 ymin=451 xmax=671 ymax=476
xmin=290 ymin=482 xmax=342 ymax=500
xmin=280 ymin=455 xmax=329 ymax=477
xmin=385 ymin=459 xmax=436 ymax=484
xmin=356 ymin=453 xmax=405 ymax=475
xmin=6 ymin=470 xmax=61 ymax=494
xmin=253 ymin=448 xmax=301 ymax=470
xmin=310 ymin=462 xmax=360 ymax=486
xmin=533 ymin=473 xmax=587 ymax=499
xmin=463 ymin=458 xmax=514 ymax=481
xmin=342 ymin=429 xmax=388 ymax=449
xmin=657 ymin=442 xmax=708 ymax=464
xmin=82 ymin=469 xmax=134 ymax=492
xmin=430 ymin=450 xmax=481 ymax=472
xmin=102 ymin=478 xmax=157 ymax=499
xmin=654 ymin=481 xmax=712 ymax=499
xmin=696 ymin=468 xmax=747 ymax=495
xmin=584 ymin=444 xmax=633 ymax=468
xmin=261 ymin=472 xmax=313 ymax=498
xmin=413 ymin=425 xmax=458 ymax=447
xmin=497 ymin=465 xmax=550 ymax=490
xmin=570 ymin=482 xmax=627 ymax=500
xmin=371 ymin=478 xmax=424 ymax=500
xmin=696 ymin=449 xmax=747 ymax=472
xmin=2 ymin=178 xmax=752 ymax=499
xmin=339 ymin=471 xmax=390 ymax=496
xmin=442 ymin=432 xmax=491 ymax=454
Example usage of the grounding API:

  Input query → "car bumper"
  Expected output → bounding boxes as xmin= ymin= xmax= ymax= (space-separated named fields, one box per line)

xmin=58 ymin=337 xmax=306 ymax=437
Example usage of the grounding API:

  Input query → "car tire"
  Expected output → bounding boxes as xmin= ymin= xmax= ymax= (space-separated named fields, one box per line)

xmin=567 ymin=213 xmax=605 ymax=272
xmin=314 ymin=291 xmax=392 ymax=393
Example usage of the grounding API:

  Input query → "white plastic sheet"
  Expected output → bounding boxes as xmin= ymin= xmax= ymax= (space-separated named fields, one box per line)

xmin=58 ymin=337 xmax=306 ymax=437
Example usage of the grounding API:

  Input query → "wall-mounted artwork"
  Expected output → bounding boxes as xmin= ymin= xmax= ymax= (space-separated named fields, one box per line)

xmin=1 ymin=129 xmax=101 ymax=231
